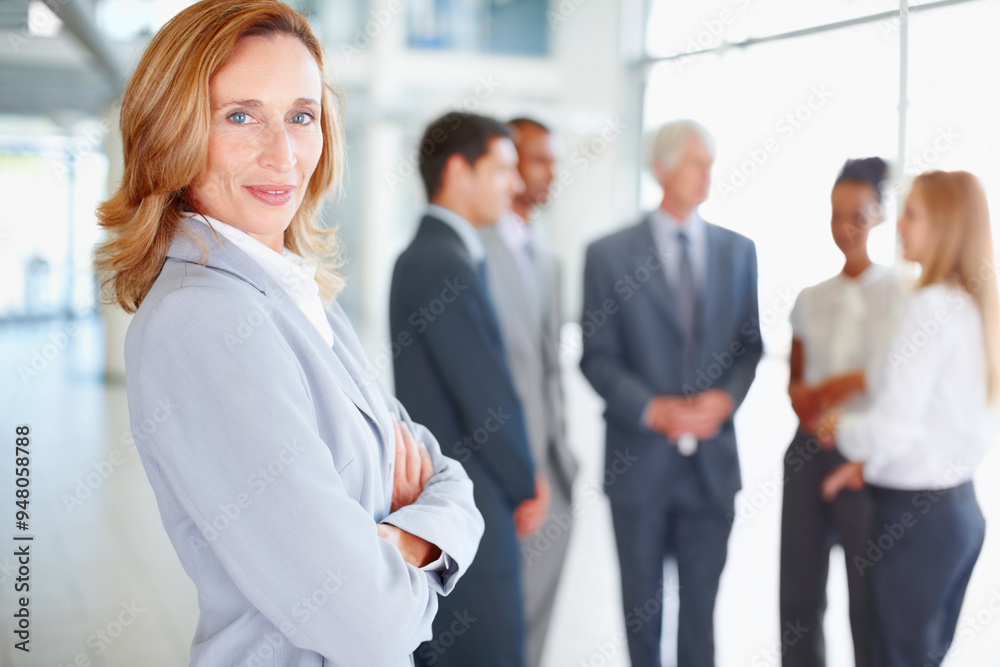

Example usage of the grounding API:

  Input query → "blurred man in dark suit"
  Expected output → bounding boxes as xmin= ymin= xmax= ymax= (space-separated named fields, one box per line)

xmin=393 ymin=111 xmax=538 ymax=667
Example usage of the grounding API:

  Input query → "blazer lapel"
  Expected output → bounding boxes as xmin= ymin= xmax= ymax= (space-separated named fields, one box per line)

xmin=168 ymin=220 xmax=381 ymax=430
xmin=696 ymin=224 xmax=730 ymax=365
xmin=323 ymin=307 xmax=390 ymax=445
xmin=426 ymin=216 xmax=508 ymax=353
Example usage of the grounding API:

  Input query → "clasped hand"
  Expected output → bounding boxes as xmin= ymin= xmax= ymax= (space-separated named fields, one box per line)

xmin=646 ymin=389 xmax=734 ymax=441
xmin=377 ymin=418 xmax=442 ymax=569
xmin=791 ymin=374 xmax=867 ymax=499
xmin=791 ymin=371 xmax=864 ymax=446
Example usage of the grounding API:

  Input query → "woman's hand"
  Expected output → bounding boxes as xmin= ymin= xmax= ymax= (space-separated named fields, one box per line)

xmin=391 ymin=417 xmax=433 ymax=513
xmin=815 ymin=408 xmax=841 ymax=449
xmin=822 ymin=461 xmax=865 ymax=501
xmin=377 ymin=523 xmax=442 ymax=569
xmin=814 ymin=371 xmax=866 ymax=411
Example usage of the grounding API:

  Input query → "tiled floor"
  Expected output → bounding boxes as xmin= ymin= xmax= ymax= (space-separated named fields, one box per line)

xmin=2 ymin=315 xmax=999 ymax=666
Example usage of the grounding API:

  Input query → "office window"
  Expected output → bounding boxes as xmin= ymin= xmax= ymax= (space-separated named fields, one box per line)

xmin=0 ymin=132 xmax=106 ymax=319
xmin=407 ymin=0 xmax=549 ymax=55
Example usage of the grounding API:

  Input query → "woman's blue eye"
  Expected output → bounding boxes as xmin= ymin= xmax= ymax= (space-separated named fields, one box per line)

xmin=291 ymin=112 xmax=314 ymax=125
xmin=229 ymin=111 xmax=250 ymax=124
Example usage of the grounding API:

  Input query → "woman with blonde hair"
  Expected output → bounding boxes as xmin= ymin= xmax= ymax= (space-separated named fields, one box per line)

xmin=95 ymin=1 xmax=483 ymax=664
xmin=822 ymin=170 xmax=999 ymax=666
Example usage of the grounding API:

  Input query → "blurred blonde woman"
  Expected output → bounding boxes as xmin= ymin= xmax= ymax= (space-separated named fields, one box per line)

xmin=95 ymin=1 xmax=483 ymax=664
xmin=822 ymin=170 xmax=999 ymax=666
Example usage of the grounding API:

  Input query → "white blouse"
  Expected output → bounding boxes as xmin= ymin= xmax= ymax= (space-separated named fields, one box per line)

xmin=183 ymin=212 xmax=335 ymax=347
xmin=790 ymin=264 xmax=907 ymax=412
xmin=837 ymin=283 xmax=998 ymax=489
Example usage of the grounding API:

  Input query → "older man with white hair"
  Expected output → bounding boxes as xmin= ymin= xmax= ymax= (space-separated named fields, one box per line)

xmin=580 ymin=120 xmax=762 ymax=667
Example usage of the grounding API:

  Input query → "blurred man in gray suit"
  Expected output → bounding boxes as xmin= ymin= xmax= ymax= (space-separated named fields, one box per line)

xmin=480 ymin=118 xmax=579 ymax=667
xmin=580 ymin=120 xmax=762 ymax=667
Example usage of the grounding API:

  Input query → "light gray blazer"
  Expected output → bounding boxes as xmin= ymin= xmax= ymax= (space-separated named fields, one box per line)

xmin=124 ymin=220 xmax=484 ymax=667
xmin=480 ymin=226 xmax=579 ymax=497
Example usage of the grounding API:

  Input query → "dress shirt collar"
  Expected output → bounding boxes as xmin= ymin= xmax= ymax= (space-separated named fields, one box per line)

xmin=426 ymin=204 xmax=486 ymax=263
xmin=649 ymin=207 xmax=705 ymax=245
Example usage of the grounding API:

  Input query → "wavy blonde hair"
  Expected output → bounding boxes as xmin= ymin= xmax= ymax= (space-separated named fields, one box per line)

xmin=95 ymin=0 xmax=345 ymax=313
xmin=911 ymin=170 xmax=1000 ymax=400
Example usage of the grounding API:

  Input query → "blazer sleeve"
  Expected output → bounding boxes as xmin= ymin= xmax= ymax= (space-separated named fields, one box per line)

xmin=579 ymin=241 xmax=658 ymax=431
xmin=129 ymin=286 xmax=440 ymax=666
xmin=378 ymin=393 xmax=485 ymax=594
xmin=394 ymin=253 xmax=536 ymax=506
xmin=719 ymin=238 xmax=763 ymax=409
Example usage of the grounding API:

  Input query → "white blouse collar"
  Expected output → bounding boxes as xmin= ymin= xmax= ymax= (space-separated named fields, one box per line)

xmin=181 ymin=212 xmax=334 ymax=348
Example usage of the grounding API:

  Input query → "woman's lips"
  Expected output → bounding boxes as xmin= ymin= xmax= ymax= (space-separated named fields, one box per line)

xmin=244 ymin=185 xmax=295 ymax=206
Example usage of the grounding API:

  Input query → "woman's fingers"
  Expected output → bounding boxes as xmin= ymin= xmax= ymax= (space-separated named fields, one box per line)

xmin=393 ymin=418 xmax=406 ymax=481
xmin=815 ymin=411 xmax=839 ymax=449
xmin=822 ymin=462 xmax=863 ymax=501
xmin=390 ymin=418 xmax=433 ymax=512
xmin=821 ymin=467 xmax=848 ymax=501
xmin=401 ymin=422 xmax=420 ymax=485
xmin=391 ymin=418 xmax=417 ymax=512
xmin=418 ymin=443 xmax=433 ymax=488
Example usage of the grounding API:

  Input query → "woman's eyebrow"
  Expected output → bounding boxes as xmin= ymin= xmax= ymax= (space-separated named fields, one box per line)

xmin=214 ymin=98 xmax=320 ymax=110
xmin=215 ymin=99 xmax=263 ymax=110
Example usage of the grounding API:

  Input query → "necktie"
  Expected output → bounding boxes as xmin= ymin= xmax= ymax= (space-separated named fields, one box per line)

xmin=677 ymin=231 xmax=696 ymax=367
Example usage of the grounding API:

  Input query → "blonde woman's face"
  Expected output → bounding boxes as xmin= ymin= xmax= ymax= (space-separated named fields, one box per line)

xmin=898 ymin=190 xmax=933 ymax=264
xmin=190 ymin=34 xmax=323 ymax=253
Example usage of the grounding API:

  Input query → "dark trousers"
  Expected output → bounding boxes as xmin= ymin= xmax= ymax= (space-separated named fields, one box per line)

xmin=610 ymin=472 xmax=731 ymax=667
xmin=414 ymin=569 xmax=525 ymax=667
xmin=867 ymin=482 xmax=985 ymax=667
xmin=780 ymin=429 xmax=874 ymax=667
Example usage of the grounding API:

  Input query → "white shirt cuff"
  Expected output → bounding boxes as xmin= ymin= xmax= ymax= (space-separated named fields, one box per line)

xmin=420 ymin=552 xmax=454 ymax=594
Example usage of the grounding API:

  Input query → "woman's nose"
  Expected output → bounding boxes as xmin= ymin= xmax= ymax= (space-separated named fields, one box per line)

xmin=259 ymin=123 xmax=296 ymax=172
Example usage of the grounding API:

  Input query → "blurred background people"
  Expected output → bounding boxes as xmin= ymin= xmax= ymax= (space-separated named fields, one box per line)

xmin=479 ymin=117 xmax=579 ymax=667
xmin=391 ymin=112 xmax=536 ymax=667
xmin=780 ymin=157 xmax=906 ymax=667
xmin=822 ymin=170 xmax=999 ymax=666
xmin=579 ymin=119 xmax=762 ymax=667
